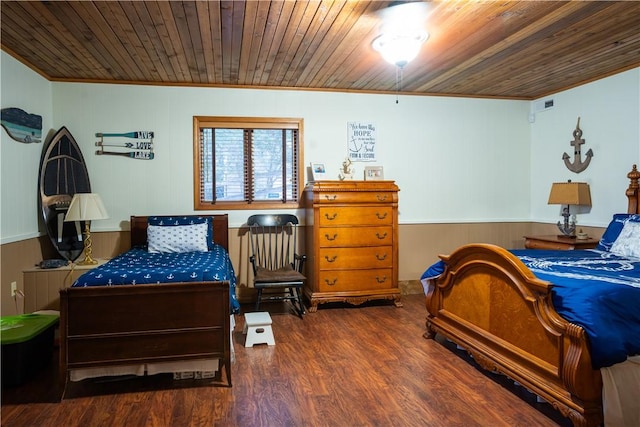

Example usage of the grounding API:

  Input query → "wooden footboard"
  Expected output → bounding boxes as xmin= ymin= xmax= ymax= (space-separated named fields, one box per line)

xmin=424 ymin=244 xmax=602 ymax=427
xmin=59 ymin=281 xmax=231 ymax=396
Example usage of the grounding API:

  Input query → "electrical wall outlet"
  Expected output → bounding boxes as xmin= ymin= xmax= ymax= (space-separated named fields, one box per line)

xmin=11 ymin=281 xmax=17 ymax=297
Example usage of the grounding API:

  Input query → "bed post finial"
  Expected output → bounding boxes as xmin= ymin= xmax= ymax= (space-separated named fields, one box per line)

xmin=626 ymin=165 xmax=640 ymax=214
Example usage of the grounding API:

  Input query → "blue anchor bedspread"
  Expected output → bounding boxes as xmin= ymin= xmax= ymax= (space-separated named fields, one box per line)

xmin=72 ymin=244 xmax=240 ymax=313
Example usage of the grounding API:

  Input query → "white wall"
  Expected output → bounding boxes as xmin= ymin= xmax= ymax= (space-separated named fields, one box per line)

xmin=1 ymin=52 xmax=53 ymax=243
xmin=2 ymin=46 xmax=639 ymax=242
xmin=530 ymin=68 xmax=640 ymax=227
xmin=50 ymin=83 xmax=531 ymax=231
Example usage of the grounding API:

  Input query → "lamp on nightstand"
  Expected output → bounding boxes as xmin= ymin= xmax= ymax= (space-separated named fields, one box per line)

xmin=548 ymin=181 xmax=591 ymax=238
xmin=64 ymin=193 xmax=109 ymax=265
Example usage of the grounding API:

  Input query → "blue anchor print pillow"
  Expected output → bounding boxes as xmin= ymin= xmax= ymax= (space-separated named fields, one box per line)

xmin=147 ymin=222 xmax=209 ymax=254
xmin=147 ymin=216 xmax=215 ymax=250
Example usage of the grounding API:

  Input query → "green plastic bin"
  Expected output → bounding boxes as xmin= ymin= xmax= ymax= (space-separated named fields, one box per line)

xmin=1 ymin=313 xmax=59 ymax=387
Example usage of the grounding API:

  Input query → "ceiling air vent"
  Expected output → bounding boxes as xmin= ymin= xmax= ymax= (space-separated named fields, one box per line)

xmin=534 ymin=98 xmax=555 ymax=112
xmin=529 ymin=98 xmax=555 ymax=123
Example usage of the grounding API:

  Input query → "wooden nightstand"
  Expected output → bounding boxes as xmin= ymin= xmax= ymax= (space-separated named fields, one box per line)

xmin=22 ymin=259 xmax=109 ymax=312
xmin=524 ymin=235 xmax=600 ymax=250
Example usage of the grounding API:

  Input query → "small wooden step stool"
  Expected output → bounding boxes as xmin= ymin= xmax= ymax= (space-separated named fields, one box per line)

xmin=243 ymin=312 xmax=275 ymax=347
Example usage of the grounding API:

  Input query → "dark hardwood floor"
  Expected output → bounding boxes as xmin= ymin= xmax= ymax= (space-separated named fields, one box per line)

xmin=2 ymin=294 xmax=570 ymax=426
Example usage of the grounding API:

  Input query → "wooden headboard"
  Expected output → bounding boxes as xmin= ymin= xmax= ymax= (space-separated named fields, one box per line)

xmin=626 ymin=164 xmax=640 ymax=214
xmin=129 ymin=214 xmax=229 ymax=251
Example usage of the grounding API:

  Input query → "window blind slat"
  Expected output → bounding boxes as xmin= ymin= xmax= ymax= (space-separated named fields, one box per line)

xmin=245 ymin=130 xmax=252 ymax=203
xmin=291 ymin=130 xmax=299 ymax=198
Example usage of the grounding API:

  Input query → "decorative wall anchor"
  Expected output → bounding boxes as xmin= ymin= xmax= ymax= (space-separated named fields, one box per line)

xmin=95 ymin=131 xmax=154 ymax=160
xmin=562 ymin=117 xmax=593 ymax=173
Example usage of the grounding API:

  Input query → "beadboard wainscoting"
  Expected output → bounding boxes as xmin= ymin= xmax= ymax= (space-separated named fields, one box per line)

xmin=1 ymin=222 xmax=604 ymax=316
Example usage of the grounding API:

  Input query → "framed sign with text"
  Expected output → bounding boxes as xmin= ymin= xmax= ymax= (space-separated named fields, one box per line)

xmin=347 ymin=122 xmax=376 ymax=162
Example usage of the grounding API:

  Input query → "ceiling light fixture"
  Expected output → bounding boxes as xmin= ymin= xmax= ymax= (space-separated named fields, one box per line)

xmin=372 ymin=1 xmax=430 ymax=103
xmin=372 ymin=31 xmax=428 ymax=69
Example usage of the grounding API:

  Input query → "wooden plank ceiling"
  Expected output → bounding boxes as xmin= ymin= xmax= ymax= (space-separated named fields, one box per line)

xmin=1 ymin=1 xmax=639 ymax=100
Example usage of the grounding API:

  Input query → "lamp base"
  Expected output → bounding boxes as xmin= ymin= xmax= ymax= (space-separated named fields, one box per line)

xmin=556 ymin=206 xmax=577 ymax=237
xmin=76 ymin=256 xmax=98 ymax=265
xmin=77 ymin=224 xmax=97 ymax=265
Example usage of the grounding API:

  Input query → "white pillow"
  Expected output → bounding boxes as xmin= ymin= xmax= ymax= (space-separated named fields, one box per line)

xmin=147 ymin=223 xmax=208 ymax=254
xmin=610 ymin=221 xmax=640 ymax=258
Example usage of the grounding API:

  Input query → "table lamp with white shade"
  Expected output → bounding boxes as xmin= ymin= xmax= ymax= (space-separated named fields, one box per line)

xmin=64 ymin=193 xmax=109 ymax=265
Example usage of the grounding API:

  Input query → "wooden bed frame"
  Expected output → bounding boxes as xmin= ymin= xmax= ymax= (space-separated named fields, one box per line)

xmin=424 ymin=165 xmax=640 ymax=427
xmin=59 ymin=214 xmax=233 ymax=397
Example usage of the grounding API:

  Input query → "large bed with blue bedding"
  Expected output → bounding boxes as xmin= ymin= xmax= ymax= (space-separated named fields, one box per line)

xmin=59 ymin=214 xmax=238 ymax=397
xmin=421 ymin=166 xmax=640 ymax=427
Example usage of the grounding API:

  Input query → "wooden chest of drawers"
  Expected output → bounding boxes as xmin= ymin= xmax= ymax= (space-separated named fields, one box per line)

xmin=303 ymin=180 xmax=401 ymax=312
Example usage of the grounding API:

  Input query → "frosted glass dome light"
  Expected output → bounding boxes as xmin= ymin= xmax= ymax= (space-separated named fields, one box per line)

xmin=372 ymin=31 xmax=428 ymax=68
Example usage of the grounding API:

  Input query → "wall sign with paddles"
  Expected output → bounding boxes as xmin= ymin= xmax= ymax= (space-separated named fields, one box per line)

xmin=95 ymin=131 xmax=154 ymax=160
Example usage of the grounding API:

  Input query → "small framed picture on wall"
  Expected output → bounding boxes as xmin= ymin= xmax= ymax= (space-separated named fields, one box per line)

xmin=364 ymin=166 xmax=384 ymax=181
xmin=310 ymin=162 xmax=327 ymax=181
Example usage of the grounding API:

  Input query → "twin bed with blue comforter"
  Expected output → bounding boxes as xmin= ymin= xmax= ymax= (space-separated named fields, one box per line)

xmin=420 ymin=166 xmax=640 ymax=427
xmin=71 ymin=215 xmax=240 ymax=313
xmin=59 ymin=214 xmax=237 ymax=396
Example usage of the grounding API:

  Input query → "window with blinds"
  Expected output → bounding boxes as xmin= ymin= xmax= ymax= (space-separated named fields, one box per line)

xmin=193 ymin=117 xmax=303 ymax=210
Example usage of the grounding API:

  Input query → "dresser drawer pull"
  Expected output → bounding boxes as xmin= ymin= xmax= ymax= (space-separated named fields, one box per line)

xmin=324 ymin=194 xmax=337 ymax=201
xmin=324 ymin=255 xmax=337 ymax=263
xmin=375 ymin=275 xmax=387 ymax=283
xmin=376 ymin=212 xmax=388 ymax=220
xmin=324 ymin=278 xmax=337 ymax=286
xmin=376 ymin=194 xmax=388 ymax=202
xmin=376 ymin=253 xmax=387 ymax=261
xmin=324 ymin=212 xmax=337 ymax=220
xmin=375 ymin=232 xmax=387 ymax=240
xmin=325 ymin=233 xmax=338 ymax=241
